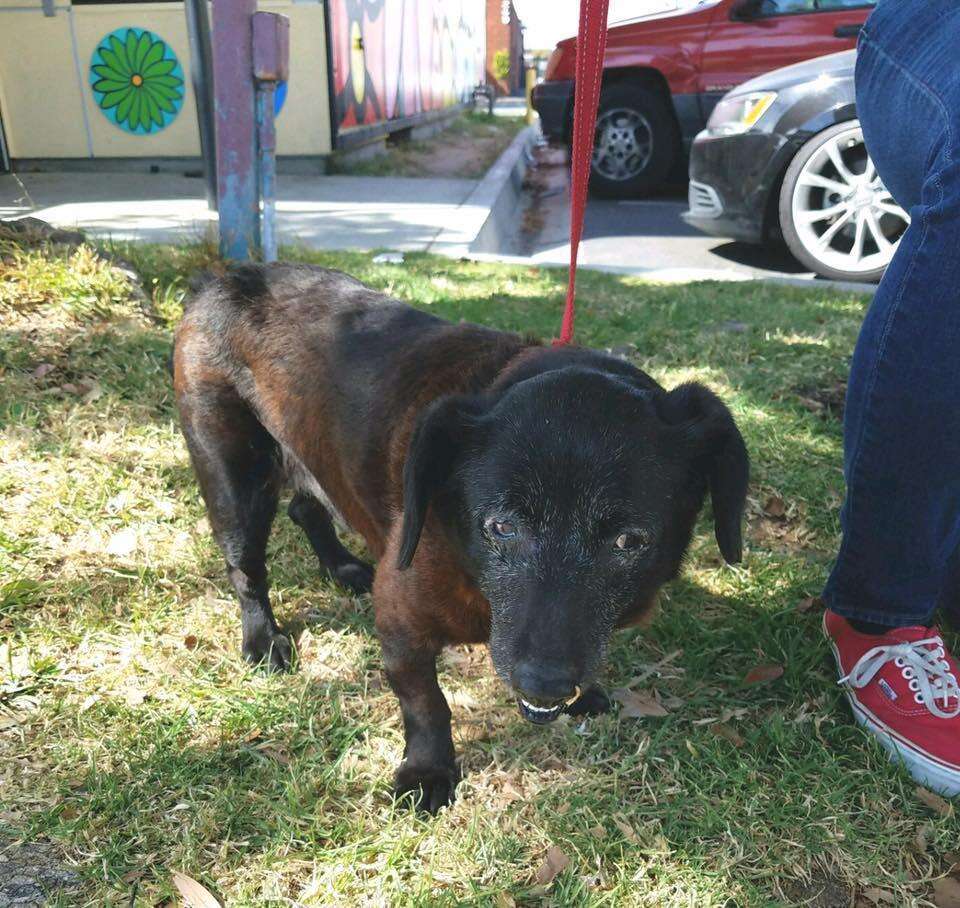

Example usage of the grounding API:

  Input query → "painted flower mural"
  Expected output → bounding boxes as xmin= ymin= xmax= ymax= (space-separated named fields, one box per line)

xmin=90 ymin=28 xmax=184 ymax=135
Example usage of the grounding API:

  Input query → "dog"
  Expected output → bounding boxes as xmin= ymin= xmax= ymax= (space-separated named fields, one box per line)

xmin=173 ymin=263 xmax=748 ymax=813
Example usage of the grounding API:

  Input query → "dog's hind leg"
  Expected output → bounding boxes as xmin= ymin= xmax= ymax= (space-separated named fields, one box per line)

xmin=179 ymin=384 xmax=291 ymax=671
xmin=287 ymin=493 xmax=374 ymax=594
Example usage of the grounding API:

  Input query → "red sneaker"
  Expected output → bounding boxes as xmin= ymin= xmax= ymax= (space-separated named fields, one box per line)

xmin=824 ymin=609 xmax=960 ymax=796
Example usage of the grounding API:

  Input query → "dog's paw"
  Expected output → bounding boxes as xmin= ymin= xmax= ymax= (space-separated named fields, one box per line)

xmin=565 ymin=684 xmax=610 ymax=717
xmin=393 ymin=762 xmax=459 ymax=814
xmin=332 ymin=559 xmax=374 ymax=595
xmin=242 ymin=630 xmax=293 ymax=672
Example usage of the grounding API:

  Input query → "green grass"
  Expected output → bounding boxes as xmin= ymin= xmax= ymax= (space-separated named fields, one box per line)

xmin=1 ymin=234 xmax=956 ymax=906
xmin=328 ymin=111 xmax=525 ymax=179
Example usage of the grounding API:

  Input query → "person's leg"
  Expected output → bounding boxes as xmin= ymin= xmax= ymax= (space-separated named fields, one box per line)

xmin=824 ymin=0 xmax=960 ymax=626
xmin=822 ymin=0 xmax=960 ymax=795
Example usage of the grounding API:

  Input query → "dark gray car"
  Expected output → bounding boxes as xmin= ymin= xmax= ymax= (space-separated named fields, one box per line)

xmin=683 ymin=50 xmax=908 ymax=282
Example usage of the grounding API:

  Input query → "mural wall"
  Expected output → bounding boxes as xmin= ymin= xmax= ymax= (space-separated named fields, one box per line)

xmin=330 ymin=0 xmax=485 ymax=134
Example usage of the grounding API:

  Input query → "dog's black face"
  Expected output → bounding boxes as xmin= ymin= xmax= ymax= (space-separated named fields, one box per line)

xmin=398 ymin=363 xmax=748 ymax=725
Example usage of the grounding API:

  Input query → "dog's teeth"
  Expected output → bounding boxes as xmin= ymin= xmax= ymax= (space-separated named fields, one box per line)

xmin=521 ymin=699 xmax=561 ymax=714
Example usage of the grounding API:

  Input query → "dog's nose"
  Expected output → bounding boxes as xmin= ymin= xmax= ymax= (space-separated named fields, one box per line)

xmin=511 ymin=661 xmax=578 ymax=706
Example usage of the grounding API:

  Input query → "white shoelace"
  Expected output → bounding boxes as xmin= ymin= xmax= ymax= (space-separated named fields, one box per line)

xmin=839 ymin=636 xmax=960 ymax=720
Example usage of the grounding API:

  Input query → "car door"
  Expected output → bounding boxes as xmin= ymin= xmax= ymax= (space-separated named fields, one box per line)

xmin=697 ymin=0 xmax=874 ymax=121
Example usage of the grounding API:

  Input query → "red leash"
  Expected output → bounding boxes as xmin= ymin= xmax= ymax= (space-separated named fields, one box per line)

xmin=555 ymin=0 xmax=610 ymax=346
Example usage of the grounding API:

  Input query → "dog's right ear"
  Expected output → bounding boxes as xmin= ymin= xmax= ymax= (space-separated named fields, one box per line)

xmin=397 ymin=393 xmax=484 ymax=571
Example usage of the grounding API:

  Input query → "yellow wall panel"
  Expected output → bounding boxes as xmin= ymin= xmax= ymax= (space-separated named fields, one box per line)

xmin=0 ymin=6 xmax=91 ymax=157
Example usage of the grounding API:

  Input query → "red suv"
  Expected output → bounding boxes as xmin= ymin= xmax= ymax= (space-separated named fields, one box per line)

xmin=532 ymin=0 xmax=874 ymax=197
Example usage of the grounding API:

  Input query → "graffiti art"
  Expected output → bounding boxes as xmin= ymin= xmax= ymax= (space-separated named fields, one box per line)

xmin=89 ymin=28 xmax=184 ymax=135
xmin=330 ymin=0 xmax=484 ymax=134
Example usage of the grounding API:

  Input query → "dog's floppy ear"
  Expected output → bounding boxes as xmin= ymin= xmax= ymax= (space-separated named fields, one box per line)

xmin=658 ymin=383 xmax=749 ymax=564
xmin=397 ymin=393 xmax=484 ymax=571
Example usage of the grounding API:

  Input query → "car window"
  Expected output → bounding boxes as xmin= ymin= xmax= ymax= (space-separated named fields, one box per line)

xmin=759 ymin=0 xmax=874 ymax=13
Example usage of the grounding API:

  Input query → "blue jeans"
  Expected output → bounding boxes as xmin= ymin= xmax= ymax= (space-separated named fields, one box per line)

xmin=823 ymin=0 xmax=960 ymax=626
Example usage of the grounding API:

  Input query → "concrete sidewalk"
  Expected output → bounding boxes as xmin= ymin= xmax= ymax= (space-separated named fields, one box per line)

xmin=0 ymin=170 xmax=481 ymax=252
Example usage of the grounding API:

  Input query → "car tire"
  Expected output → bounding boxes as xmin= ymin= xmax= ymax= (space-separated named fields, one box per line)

xmin=588 ymin=82 xmax=679 ymax=199
xmin=778 ymin=120 xmax=909 ymax=283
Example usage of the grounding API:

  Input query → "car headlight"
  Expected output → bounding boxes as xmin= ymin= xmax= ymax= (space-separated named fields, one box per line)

xmin=706 ymin=91 xmax=778 ymax=135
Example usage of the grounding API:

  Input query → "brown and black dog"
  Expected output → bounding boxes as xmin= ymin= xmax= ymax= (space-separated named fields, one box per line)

xmin=173 ymin=263 xmax=748 ymax=812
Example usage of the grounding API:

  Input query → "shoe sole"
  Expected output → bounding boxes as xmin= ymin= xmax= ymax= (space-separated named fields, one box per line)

xmin=823 ymin=613 xmax=960 ymax=797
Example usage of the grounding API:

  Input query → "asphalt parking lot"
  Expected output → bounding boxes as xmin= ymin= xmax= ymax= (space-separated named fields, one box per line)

xmin=514 ymin=146 xmax=873 ymax=288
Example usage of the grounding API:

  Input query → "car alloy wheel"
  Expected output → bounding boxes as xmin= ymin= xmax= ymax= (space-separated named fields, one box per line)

xmin=783 ymin=121 xmax=909 ymax=281
xmin=592 ymin=107 xmax=653 ymax=182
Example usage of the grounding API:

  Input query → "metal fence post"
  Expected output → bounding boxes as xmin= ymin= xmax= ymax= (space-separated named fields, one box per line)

xmin=212 ymin=0 xmax=259 ymax=260
xmin=252 ymin=11 xmax=289 ymax=264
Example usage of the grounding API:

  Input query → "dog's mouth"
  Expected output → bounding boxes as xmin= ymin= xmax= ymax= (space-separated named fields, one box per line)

xmin=516 ymin=687 xmax=582 ymax=725
xmin=516 ymin=697 xmax=565 ymax=724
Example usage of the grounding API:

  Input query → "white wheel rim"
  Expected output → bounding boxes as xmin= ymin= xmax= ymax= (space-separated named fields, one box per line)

xmin=791 ymin=122 xmax=909 ymax=276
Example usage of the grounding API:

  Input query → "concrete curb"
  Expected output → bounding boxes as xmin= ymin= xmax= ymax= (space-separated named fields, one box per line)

xmin=427 ymin=124 xmax=537 ymax=258
xmin=426 ymin=125 xmax=875 ymax=296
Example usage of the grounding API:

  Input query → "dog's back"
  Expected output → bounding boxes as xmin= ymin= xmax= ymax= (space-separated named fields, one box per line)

xmin=173 ymin=263 xmax=535 ymax=557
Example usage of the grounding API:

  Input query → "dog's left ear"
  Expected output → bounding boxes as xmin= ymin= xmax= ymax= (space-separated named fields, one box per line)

xmin=397 ymin=393 xmax=484 ymax=571
xmin=658 ymin=383 xmax=749 ymax=564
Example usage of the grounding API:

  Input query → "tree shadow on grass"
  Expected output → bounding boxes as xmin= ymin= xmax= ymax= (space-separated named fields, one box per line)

xmin=458 ymin=572 xmax=943 ymax=903
xmin=13 ymin=672 xmax=381 ymax=905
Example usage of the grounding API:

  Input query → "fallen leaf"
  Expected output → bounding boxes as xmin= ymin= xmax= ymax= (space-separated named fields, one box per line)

xmin=796 ymin=596 xmax=824 ymax=614
xmin=916 ymin=786 xmax=953 ymax=817
xmin=933 ymin=877 xmax=960 ymax=908
xmin=862 ymin=887 xmax=895 ymax=905
xmin=743 ymin=664 xmax=784 ymax=686
xmin=124 ymin=688 xmax=146 ymax=707
xmin=184 ymin=635 xmax=199 ymax=651
xmin=171 ymin=871 xmax=221 ymax=907
xmin=588 ymin=824 xmax=605 ymax=840
xmin=78 ymin=694 xmax=100 ymax=714
xmin=534 ymin=846 xmax=570 ymax=886
xmin=613 ymin=816 xmax=638 ymax=843
xmin=763 ymin=495 xmax=786 ymax=518
xmin=711 ymin=723 xmax=745 ymax=747
xmin=60 ymin=381 xmax=92 ymax=396
xmin=612 ymin=688 xmax=668 ymax=718
xmin=243 ymin=727 xmax=262 ymax=743
xmin=106 ymin=528 xmax=137 ymax=557
xmin=31 ymin=363 xmax=55 ymax=379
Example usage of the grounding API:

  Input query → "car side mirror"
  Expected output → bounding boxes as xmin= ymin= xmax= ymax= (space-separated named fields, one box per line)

xmin=730 ymin=0 xmax=764 ymax=21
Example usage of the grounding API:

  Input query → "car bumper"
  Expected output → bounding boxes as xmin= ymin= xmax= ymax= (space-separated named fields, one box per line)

xmin=532 ymin=79 xmax=573 ymax=143
xmin=682 ymin=127 xmax=800 ymax=245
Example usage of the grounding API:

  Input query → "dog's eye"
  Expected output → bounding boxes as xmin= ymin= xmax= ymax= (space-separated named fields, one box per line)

xmin=488 ymin=519 xmax=517 ymax=539
xmin=615 ymin=530 xmax=651 ymax=552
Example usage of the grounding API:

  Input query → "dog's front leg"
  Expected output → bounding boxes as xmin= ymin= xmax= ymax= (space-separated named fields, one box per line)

xmin=380 ymin=637 xmax=458 ymax=813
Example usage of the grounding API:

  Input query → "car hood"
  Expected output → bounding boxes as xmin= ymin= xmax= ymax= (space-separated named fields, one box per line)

xmin=609 ymin=0 xmax=724 ymax=27
xmin=733 ymin=49 xmax=855 ymax=95
xmin=557 ymin=0 xmax=723 ymax=45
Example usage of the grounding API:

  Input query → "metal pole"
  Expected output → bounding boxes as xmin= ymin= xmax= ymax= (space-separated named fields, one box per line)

xmin=212 ymin=0 xmax=259 ymax=260
xmin=184 ymin=0 xmax=217 ymax=210
xmin=256 ymin=84 xmax=278 ymax=262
